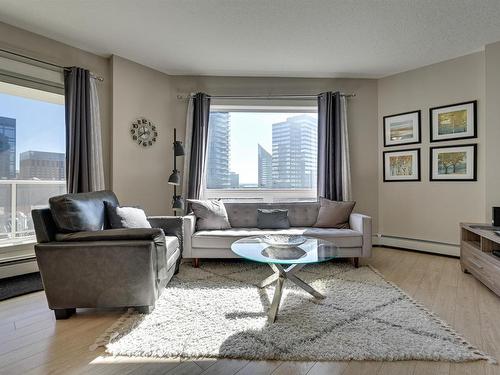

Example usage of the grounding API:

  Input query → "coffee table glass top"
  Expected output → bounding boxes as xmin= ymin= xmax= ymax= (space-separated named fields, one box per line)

xmin=231 ymin=235 xmax=338 ymax=265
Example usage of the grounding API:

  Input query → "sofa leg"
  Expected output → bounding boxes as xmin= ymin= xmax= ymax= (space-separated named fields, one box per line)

xmin=174 ymin=257 xmax=181 ymax=275
xmin=54 ymin=308 xmax=76 ymax=320
xmin=193 ymin=258 xmax=200 ymax=268
xmin=352 ymin=257 xmax=359 ymax=268
xmin=136 ymin=305 xmax=154 ymax=314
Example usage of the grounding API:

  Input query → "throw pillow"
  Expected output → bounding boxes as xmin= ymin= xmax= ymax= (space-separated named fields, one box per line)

xmin=257 ymin=209 xmax=290 ymax=229
xmin=313 ymin=198 xmax=356 ymax=229
xmin=105 ymin=202 xmax=152 ymax=229
xmin=187 ymin=199 xmax=231 ymax=230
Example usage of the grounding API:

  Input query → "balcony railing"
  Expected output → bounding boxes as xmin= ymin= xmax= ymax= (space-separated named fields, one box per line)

xmin=0 ymin=180 xmax=66 ymax=247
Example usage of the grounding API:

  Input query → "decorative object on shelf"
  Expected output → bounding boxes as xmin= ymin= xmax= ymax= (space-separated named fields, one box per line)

xmin=430 ymin=101 xmax=477 ymax=142
xmin=168 ymin=128 xmax=185 ymax=215
xmin=383 ymin=110 xmax=421 ymax=147
xmin=130 ymin=117 xmax=158 ymax=147
xmin=430 ymin=144 xmax=477 ymax=181
xmin=493 ymin=207 xmax=500 ymax=227
xmin=383 ymin=148 xmax=420 ymax=182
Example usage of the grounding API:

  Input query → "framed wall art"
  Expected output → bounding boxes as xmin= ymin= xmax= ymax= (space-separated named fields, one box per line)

xmin=429 ymin=144 xmax=477 ymax=181
xmin=383 ymin=110 xmax=421 ymax=147
xmin=430 ymin=101 xmax=477 ymax=142
xmin=383 ymin=148 xmax=421 ymax=182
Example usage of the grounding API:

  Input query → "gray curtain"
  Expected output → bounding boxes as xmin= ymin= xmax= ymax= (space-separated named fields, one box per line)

xmin=317 ymin=91 xmax=346 ymax=201
xmin=64 ymin=67 xmax=91 ymax=194
xmin=187 ymin=93 xmax=211 ymax=199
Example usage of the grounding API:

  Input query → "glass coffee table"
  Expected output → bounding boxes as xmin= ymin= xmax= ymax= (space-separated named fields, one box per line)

xmin=231 ymin=235 xmax=338 ymax=322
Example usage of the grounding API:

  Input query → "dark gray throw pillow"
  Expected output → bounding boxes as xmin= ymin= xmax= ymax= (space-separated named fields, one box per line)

xmin=187 ymin=199 xmax=231 ymax=230
xmin=105 ymin=202 xmax=152 ymax=229
xmin=257 ymin=209 xmax=290 ymax=229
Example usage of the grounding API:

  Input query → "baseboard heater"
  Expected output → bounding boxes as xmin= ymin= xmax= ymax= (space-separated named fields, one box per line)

xmin=375 ymin=235 xmax=460 ymax=257
xmin=0 ymin=256 xmax=38 ymax=279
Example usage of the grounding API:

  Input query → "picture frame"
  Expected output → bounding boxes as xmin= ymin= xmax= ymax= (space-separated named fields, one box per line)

xmin=429 ymin=144 xmax=477 ymax=181
xmin=430 ymin=100 xmax=477 ymax=142
xmin=383 ymin=148 xmax=421 ymax=182
xmin=383 ymin=110 xmax=421 ymax=147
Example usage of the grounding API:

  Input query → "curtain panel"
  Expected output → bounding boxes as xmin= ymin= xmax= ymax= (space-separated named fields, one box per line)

xmin=317 ymin=91 xmax=351 ymax=201
xmin=183 ymin=93 xmax=211 ymax=201
xmin=64 ymin=67 xmax=105 ymax=193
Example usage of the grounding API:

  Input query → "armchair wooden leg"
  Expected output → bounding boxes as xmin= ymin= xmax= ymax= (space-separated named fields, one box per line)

xmin=193 ymin=258 xmax=200 ymax=268
xmin=54 ymin=308 xmax=76 ymax=320
xmin=352 ymin=257 xmax=359 ymax=268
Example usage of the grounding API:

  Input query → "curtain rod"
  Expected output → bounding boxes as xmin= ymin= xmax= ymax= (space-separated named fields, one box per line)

xmin=176 ymin=93 xmax=355 ymax=100
xmin=0 ymin=47 xmax=104 ymax=82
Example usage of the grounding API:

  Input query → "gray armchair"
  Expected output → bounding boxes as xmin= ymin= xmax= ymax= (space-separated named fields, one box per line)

xmin=32 ymin=191 xmax=182 ymax=319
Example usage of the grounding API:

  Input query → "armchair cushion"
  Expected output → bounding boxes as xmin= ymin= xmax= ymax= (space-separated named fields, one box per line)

xmin=49 ymin=190 xmax=119 ymax=232
xmin=55 ymin=228 xmax=164 ymax=244
xmin=105 ymin=202 xmax=152 ymax=229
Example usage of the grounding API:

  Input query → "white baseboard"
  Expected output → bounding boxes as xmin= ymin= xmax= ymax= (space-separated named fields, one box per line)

xmin=376 ymin=235 xmax=459 ymax=257
xmin=0 ymin=258 xmax=38 ymax=279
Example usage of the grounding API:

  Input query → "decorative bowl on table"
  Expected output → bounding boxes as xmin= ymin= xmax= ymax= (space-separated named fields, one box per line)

xmin=261 ymin=234 xmax=307 ymax=248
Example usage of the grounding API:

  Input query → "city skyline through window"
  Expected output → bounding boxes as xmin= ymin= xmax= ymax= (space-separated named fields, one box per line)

xmin=0 ymin=81 xmax=66 ymax=245
xmin=206 ymin=108 xmax=318 ymax=200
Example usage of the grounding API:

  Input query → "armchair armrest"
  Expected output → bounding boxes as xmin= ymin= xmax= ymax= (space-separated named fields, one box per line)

xmin=349 ymin=213 xmax=372 ymax=257
xmin=55 ymin=228 xmax=164 ymax=243
xmin=147 ymin=216 xmax=184 ymax=252
xmin=181 ymin=214 xmax=196 ymax=258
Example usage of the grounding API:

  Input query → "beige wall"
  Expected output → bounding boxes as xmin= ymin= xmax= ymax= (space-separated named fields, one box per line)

xmin=111 ymin=63 xmax=379 ymax=221
xmin=485 ymin=41 xmax=500 ymax=223
xmin=111 ymin=56 xmax=175 ymax=214
xmin=170 ymin=76 xmax=379 ymax=227
xmin=0 ymin=22 xmax=112 ymax=188
xmin=378 ymin=52 xmax=486 ymax=245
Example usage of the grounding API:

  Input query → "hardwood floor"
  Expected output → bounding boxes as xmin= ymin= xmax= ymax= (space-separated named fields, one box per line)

xmin=1 ymin=247 xmax=499 ymax=375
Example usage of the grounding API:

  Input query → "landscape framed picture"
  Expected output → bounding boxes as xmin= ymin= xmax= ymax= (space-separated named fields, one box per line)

xmin=430 ymin=144 xmax=477 ymax=181
xmin=383 ymin=148 xmax=420 ymax=182
xmin=383 ymin=110 xmax=421 ymax=147
xmin=430 ymin=100 xmax=477 ymax=142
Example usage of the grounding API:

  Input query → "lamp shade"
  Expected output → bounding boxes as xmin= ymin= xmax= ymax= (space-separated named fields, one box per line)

xmin=172 ymin=195 xmax=184 ymax=212
xmin=173 ymin=141 xmax=185 ymax=156
xmin=168 ymin=170 xmax=181 ymax=185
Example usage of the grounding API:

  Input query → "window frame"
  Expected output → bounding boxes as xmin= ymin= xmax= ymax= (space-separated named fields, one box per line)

xmin=203 ymin=104 xmax=319 ymax=203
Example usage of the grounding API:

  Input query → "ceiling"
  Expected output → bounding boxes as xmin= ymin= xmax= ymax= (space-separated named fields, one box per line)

xmin=1 ymin=0 xmax=500 ymax=78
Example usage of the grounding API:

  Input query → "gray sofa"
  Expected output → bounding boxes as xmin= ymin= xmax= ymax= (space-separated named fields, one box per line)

xmin=182 ymin=202 xmax=372 ymax=266
xmin=32 ymin=191 xmax=182 ymax=319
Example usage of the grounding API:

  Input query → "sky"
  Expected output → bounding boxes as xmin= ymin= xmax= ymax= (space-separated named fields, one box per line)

xmin=0 ymin=92 xmax=65 ymax=170
xmin=229 ymin=112 xmax=317 ymax=184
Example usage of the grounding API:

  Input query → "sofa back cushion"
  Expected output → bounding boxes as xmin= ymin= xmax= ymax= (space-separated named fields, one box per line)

xmin=225 ymin=202 xmax=319 ymax=228
xmin=49 ymin=190 xmax=119 ymax=233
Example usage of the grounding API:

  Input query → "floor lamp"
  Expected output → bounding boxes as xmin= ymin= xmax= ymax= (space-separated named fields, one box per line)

xmin=168 ymin=128 xmax=185 ymax=216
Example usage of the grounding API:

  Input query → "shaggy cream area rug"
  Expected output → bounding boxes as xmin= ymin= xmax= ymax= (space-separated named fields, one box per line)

xmin=93 ymin=261 xmax=494 ymax=363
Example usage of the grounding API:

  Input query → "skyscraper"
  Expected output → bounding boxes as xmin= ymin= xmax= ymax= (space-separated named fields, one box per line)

xmin=258 ymin=144 xmax=272 ymax=188
xmin=0 ymin=117 xmax=16 ymax=179
xmin=272 ymin=115 xmax=317 ymax=189
xmin=19 ymin=151 xmax=65 ymax=180
xmin=206 ymin=112 xmax=231 ymax=188
xmin=229 ymin=171 xmax=239 ymax=188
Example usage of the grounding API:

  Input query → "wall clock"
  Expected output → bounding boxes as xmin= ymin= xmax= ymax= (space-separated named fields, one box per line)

xmin=130 ymin=118 xmax=158 ymax=147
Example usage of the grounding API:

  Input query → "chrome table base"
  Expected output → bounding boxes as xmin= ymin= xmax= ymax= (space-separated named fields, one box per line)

xmin=259 ymin=263 xmax=325 ymax=322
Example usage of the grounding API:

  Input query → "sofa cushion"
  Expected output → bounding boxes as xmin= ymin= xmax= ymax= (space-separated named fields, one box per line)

xmin=257 ymin=209 xmax=290 ymax=229
xmin=187 ymin=199 xmax=231 ymax=230
xmin=191 ymin=227 xmax=362 ymax=249
xmin=314 ymin=198 xmax=356 ymax=229
xmin=105 ymin=203 xmax=152 ymax=229
xmin=49 ymin=190 xmax=119 ymax=233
